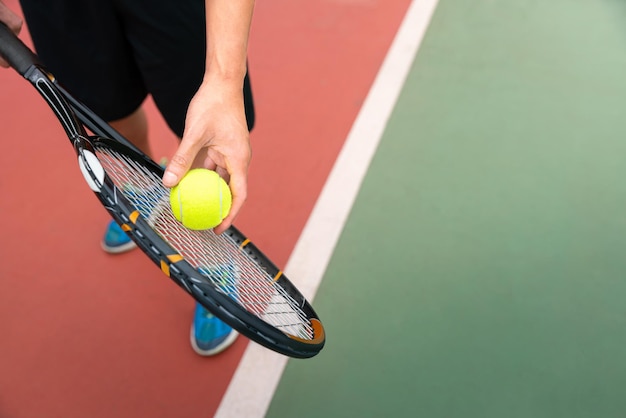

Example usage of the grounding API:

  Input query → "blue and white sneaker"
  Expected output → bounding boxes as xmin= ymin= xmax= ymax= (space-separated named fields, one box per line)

xmin=190 ymin=302 xmax=238 ymax=356
xmin=101 ymin=220 xmax=137 ymax=254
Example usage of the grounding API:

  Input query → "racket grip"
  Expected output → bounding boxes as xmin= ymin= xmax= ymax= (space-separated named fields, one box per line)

xmin=0 ymin=22 xmax=39 ymax=76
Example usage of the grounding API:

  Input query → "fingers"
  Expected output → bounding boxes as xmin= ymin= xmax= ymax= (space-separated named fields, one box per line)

xmin=213 ymin=166 xmax=247 ymax=235
xmin=0 ymin=4 xmax=24 ymax=68
xmin=215 ymin=166 xmax=230 ymax=183
xmin=162 ymin=140 xmax=202 ymax=188
xmin=164 ymin=138 xmax=248 ymax=234
xmin=0 ymin=5 xmax=23 ymax=34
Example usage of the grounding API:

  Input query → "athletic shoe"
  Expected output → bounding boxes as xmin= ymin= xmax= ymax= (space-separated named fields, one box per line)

xmin=190 ymin=302 xmax=238 ymax=356
xmin=101 ymin=219 xmax=137 ymax=254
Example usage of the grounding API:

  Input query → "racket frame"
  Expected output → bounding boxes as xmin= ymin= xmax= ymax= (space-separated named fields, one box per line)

xmin=0 ymin=24 xmax=325 ymax=358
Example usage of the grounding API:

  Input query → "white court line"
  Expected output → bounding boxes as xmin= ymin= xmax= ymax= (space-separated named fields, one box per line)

xmin=215 ymin=0 xmax=440 ymax=416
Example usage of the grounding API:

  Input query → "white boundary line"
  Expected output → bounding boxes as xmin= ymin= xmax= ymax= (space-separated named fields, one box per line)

xmin=215 ymin=0 xmax=440 ymax=416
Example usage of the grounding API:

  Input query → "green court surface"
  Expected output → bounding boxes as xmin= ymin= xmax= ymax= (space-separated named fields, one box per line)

xmin=268 ymin=1 xmax=626 ymax=417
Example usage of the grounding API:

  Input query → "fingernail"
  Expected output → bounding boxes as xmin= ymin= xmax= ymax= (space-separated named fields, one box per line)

xmin=163 ymin=171 xmax=177 ymax=185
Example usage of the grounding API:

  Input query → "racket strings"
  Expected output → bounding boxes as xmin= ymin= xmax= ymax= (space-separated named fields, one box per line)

xmin=95 ymin=146 xmax=315 ymax=340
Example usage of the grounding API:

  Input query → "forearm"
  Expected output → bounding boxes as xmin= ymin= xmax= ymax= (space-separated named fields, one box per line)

xmin=204 ymin=0 xmax=254 ymax=88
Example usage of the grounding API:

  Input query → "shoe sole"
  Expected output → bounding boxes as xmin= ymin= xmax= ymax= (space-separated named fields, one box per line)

xmin=190 ymin=325 xmax=239 ymax=356
xmin=101 ymin=240 xmax=138 ymax=254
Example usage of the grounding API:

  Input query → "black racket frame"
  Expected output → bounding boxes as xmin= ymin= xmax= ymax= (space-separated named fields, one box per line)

xmin=0 ymin=23 xmax=325 ymax=358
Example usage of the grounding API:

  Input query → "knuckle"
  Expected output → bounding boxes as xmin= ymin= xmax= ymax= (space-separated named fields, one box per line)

xmin=170 ymin=154 xmax=190 ymax=168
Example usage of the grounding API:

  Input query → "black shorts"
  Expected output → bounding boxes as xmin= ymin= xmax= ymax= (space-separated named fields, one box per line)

xmin=19 ymin=0 xmax=255 ymax=137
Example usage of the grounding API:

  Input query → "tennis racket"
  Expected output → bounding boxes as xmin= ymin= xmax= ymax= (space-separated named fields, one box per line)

xmin=0 ymin=23 xmax=325 ymax=359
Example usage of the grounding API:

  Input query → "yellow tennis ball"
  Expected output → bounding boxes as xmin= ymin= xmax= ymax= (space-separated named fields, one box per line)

xmin=169 ymin=168 xmax=232 ymax=230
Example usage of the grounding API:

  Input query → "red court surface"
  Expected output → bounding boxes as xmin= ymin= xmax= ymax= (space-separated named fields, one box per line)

xmin=0 ymin=1 xmax=410 ymax=416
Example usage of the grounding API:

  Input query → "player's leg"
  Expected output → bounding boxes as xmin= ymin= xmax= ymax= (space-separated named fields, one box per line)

xmin=109 ymin=107 xmax=151 ymax=156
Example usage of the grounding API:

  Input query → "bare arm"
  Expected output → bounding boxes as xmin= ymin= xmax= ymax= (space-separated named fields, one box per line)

xmin=162 ymin=0 xmax=255 ymax=234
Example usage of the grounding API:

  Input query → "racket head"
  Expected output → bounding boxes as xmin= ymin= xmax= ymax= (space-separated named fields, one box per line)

xmin=76 ymin=136 xmax=326 ymax=358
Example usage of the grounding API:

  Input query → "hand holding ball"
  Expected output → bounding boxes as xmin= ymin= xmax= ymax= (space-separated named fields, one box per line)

xmin=169 ymin=169 xmax=232 ymax=230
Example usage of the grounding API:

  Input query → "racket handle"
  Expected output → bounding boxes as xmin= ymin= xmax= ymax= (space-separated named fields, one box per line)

xmin=0 ymin=22 xmax=39 ymax=76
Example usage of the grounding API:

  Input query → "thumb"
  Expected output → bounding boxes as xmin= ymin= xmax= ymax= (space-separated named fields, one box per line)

xmin=162 ymin=141 xmax=201 ymax=188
